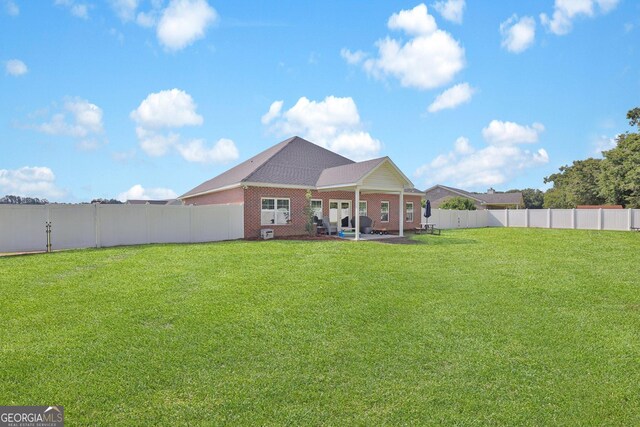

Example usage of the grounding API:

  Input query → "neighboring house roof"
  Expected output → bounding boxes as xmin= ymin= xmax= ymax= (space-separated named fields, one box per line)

xmin=425 ymin=184 xmax=523 ymax=206
xmin=181 ymin=136 xmax=354 ymax=199
xmin=577 ymin=205 xmax=623 ymax=209
xmin=126 ymin=199 xmax=172 ymax=205
xmin=181 ymin=136 xmax=417 ymax=199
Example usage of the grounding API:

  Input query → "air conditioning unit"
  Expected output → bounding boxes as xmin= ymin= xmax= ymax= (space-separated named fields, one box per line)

xmin=260 ymin=229 xmax=274 ymax=240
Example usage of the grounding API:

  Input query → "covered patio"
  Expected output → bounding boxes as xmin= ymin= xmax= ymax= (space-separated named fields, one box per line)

xmin=315 ymin=157 xmax=421 ymax=241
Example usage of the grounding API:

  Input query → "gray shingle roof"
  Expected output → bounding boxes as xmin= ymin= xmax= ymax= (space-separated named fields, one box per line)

xmin=316 ymin=157 xmax=387 ymax=187
xmin=180 ymin=136 xmax=353 ymax=198
xmin=474 ymin=192 xmax=523 ymax=205
xmin=426 ymin=185 xmax=522 ymax=205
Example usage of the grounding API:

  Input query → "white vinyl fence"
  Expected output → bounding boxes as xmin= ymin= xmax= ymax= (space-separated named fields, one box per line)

xmin=0 ymin=204 xmax=244 ymax=253
xmin=423 ymin=208 xmax=640 ymax=232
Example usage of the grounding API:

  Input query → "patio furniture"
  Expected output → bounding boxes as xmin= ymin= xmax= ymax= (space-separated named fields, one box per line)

xmin=414 ymin=223 xmax=441 ymax=235
xmin=323 ymin=221 xmax=338 ymax=235
xmin=350 ymin=216 xmax=374 ymax=234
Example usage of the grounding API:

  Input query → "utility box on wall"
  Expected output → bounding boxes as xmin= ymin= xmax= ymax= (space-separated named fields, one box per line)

xmin=260 ymin=229 xmax=274 ymax=240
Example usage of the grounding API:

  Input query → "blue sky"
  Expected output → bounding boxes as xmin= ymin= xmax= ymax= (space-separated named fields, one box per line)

xmin=1 ymin=0 xmax=638 ymax=202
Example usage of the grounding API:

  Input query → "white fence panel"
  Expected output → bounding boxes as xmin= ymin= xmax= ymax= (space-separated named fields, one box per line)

xmin=0 ymin=205 xmax=48 ymax=252
xmin=575 ymin=209 xmax=598 ymax=230
xmin=49 ymin=204 xmax=96 ymax=249
xmin=148 ymin=205 xmax=191 ymax=244
xmin=97 ymin=205 xmax=148 ymax=247
xmin=488 ymin=210 xmax=506 ymax=227
xmin=508 ymin=210 xmax=527 ymax=227
xmin=529 ymin=210 xmax=548 ymax=228
xmin=191 ymin=204 xmax=244 ymax=242
xmin=633 ymin=209 xmax=640 ymax=229
xmin=551 ymin=209 xmax=573 ymax=229
xmin=603 ymin=209 xmax=629 ymax=231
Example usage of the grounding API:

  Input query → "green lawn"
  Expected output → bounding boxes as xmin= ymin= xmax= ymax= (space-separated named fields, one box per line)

xmin=1 ymin=228 xmax=639 ymax=425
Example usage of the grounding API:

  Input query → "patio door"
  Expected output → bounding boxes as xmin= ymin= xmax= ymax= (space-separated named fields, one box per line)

xmin=329 ymin=200 xmax=352 ymax=231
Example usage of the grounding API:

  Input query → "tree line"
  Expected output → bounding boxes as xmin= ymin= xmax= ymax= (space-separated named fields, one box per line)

xmin=439 ymin=107 xmax=639 ymax=210
xmin=543 ymin=107 xmax=640 ymax=208
xmin=0 ymin=196 xmax=123 ymax=205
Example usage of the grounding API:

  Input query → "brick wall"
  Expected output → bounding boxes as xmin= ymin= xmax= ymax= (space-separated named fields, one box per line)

xmin=244 ymin=186 xmax=423 ymax=238
xmin=183 ymin=187 xmax=244 ymax=205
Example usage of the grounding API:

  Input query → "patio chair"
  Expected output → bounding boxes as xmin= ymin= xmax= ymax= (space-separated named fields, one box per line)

xmin=322 ymin=216 xmax=338 ymax=235
xmin=350 ymin=216 xmax=373 ymax=234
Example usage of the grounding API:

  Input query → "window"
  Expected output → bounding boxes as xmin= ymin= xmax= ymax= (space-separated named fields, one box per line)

xmin=381 ymin=201 xmax=389 ymax=222
xmin=359 ymin=201 xmax=367 ymax=217
xmin=406 ymin=202 xmax=414 ymax=222
xmin=261 ymin=197 xmax=290 ymax=225
xmin=311 ymin=199 xmax=323 ymax=221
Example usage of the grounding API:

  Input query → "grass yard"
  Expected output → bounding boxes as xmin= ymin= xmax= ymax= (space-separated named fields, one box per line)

xmin=1 ymin=228 xmax=639 ymax=425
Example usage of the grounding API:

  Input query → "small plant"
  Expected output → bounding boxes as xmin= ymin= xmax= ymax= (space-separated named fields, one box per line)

xmin=303 ymin=190 xmax=316 ymax=235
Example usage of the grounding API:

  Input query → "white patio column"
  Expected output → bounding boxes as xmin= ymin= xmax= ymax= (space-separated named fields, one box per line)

xmin=399 ymin=189 xmax=404 ymax=237
xmin=355 ymin=187 xmax=360 ymax=241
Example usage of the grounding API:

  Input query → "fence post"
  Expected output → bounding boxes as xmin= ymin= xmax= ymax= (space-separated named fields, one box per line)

xmin=598 ymin=208 xmax=603 ymax=230
xmin=629 ymin=208 xmax=633 ymax=231
xmin=547 ymin=208 xmax=552 ymax=229
xmin=189 ymin=204 xmax=193 ymax=243
xmin=525 ymin=209 xmax=529 ymax=228
xmin=94 ymin=203 xmax=100 ymax=248
xmin=505 ymin=209 xmax=509 ymax=228
xmin=572 ymin=208 xmax=576 ymax=229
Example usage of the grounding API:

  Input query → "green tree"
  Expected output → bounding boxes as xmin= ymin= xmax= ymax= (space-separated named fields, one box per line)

xmin=627 ymin=107 xmax=640 ymax=129
xmin=439 ymin=196 xmax=477 ymax=210
xmin=599 ymin=132 xmax=640 ymax=208
xmin=543 ymin=158 xmax=605 ymax=208
xmin=507 ymin=188 xmax=544 ymax=209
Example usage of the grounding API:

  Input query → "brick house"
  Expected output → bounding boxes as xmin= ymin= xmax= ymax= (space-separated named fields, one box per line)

xmin=180 ymin=136 xmax=424 ymax=240
xmin=425 ymin=184 xmax=524 ymax=210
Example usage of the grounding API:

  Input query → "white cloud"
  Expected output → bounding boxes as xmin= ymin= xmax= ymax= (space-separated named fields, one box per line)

xmin=592 ymin=134 xmax=617 ymax=156
xmin=427 ymin=82 xmax=475 ymax=113
xmin=55 ymin=0 xmax=89 ymax=19
xmin=32 ymin=98 xmax=106 ymax=150
xmin=117 ymin=184 xmax=177 ymax=202
xmin=500 ymin=15 xmax=536 ymax=53
xmin=415 ymin=120 xmax=549 ymax=189
xmin=135 ymin=127 xmax=179 ymax=156
xmin=176 ymin=138 xmax=239 ymax=164
xmin=433 ymin=0 xmax=465 ymax=24
xmin=261 ymin=100 xmax=283 ymax=125
xmin=454 ymin=136 xmax=474 ymax=154
xmin=5 ymin=59 xmax=27 ymax=76
xmin=0 ymin=166 xmax=66 ymax=199
xmin=540 ymin=0 xmax=619 ymax=35
xmin=110 ymin=0 xmax=140 ymax=21
xmin=350 ymin=4 xmax=465 ymax=90
xmin=4 ymin=0 xmax=19 ymax=16
xmin=131 ymin=88 xmax=236 ymax=162
xmin=130 ymin=88 xmax=203 ymax=128
xmin=156 ymin=0 xmax=218 ymax=51
xmin=482 ymin=120 xmax=544 ymax=145
xmin=136 ymin=11 xmax=157 ymax=27
xmin=340 ymin=48 xmax=367 ymax=65
xmin=264 ymin=96 xmax=382 ymax=161
xmin=387 ymin=3 xmax=437 ymax=36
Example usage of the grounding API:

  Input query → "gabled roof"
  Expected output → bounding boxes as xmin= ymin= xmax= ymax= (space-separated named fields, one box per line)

xmin=316 ymin=157 xmax=387 ymax=188
xmin=426 ymin=184 xmax=523 ymax=206
xmin=316 ymin=156 xmax=414 ymax=190
xmin=181 ymin=136 xmax=353 ymax=199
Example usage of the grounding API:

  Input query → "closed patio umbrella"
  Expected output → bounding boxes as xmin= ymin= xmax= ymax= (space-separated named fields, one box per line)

xmin=424 ymin=199 xmax=431 ymax=223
